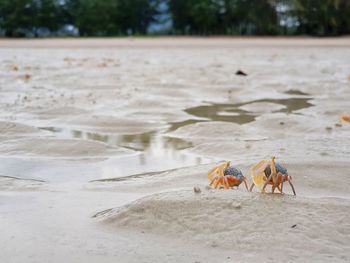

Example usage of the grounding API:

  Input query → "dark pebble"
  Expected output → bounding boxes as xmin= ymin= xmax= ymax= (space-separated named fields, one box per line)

xmin=235 ymin=70 xmax=248 ymax=76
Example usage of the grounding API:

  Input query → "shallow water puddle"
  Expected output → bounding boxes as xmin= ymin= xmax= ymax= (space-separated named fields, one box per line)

xmin=25 ymin=127 xmax=210 ymax=182
xmin=185 ymin=97 xmax=313 ymax=124
xmin=0 ymin=94 xmax=314 ymax=183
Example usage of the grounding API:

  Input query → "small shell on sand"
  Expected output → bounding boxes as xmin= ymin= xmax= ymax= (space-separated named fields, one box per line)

xmin=193 ymin=186 xmax=201 ymax=193
xmin=230 ymin=202 xmax=242 ymax=209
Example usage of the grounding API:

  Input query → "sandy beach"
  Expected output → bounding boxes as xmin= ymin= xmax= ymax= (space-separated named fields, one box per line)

xmin=1 ymin=38 xmax=350 ymax=262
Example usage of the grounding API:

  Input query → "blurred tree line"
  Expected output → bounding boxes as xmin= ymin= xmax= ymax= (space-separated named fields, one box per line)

xmin=0 ymin=0 xmax=349 ymax=37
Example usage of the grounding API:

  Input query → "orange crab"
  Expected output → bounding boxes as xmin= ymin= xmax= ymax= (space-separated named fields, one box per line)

xmin=208 ymin=161 xmax=249 ymax=190
xmin=249 ymin=156 xmax=296 ymax=195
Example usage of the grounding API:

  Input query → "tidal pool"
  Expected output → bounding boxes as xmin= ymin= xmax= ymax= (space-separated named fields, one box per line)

xmin=33 ymin=92 xmax=313 ymax=181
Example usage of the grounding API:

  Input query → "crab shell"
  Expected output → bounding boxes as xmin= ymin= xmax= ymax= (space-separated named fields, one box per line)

xmin=264 ymin=162 xmax=288 ymax=176
xmin=223 ymin=167 xmax=245 ymax=186
xmin=264 ymin=162 xmax=291 ymax=185
xmin=250 ymin=159 xmax=288 ymax=191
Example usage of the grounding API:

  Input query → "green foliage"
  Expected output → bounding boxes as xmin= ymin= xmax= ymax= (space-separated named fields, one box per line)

xmin=0 ymin=0 xmax=349 ymax=36
xmin=72 ymin=0 xmax=159 ymax=36
xmin=117 ymin=0 xmax=160 ymax=34
xmin=0 ymin=0 xmax=64 ymax=36
xmin=168 ymin=0 xmax=279 ymax=35
xmin=291 ymin=0 xmax=350 ymax=35
xmin=0 ymin=0 xmax=36 ymax=36
xmin=190 ymin=0 xmax=218 ymax=34
xmin=37 ymin=0 xmax=61 ymax=30
xmin=75 ymin=0 xmax=119 ymax=36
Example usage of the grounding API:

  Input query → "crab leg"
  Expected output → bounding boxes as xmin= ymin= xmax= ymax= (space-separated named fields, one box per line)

xmin=223 ymin=177 xmax=230 ymax=189
xmin=269 ymin=157 xmax=279 ymax=193
xmin=210 ymin=176 xmax=222 ymax=189
xmin=272 ymin=185 xmax=276 ymax=194
xmin=288 ymin=178 xmax=296 ymax=196
xmin=208 ymin=169 xmax=218 ymax=182
xmin=243 ymin=177 xmax=249 ymax=191
xmin=262 ymin=174 xmax=273 ymax=192
xmin=279 ymin=174 xmax=284 ymax=194
xmin=277 ymin=185 xmax=283 ymax=193
xmin=207 ymin=166 xmax=218 ymax=177
xmin=270 ymin=157 xmax=277 ymax=181
xmin=213 ymin=177 xmax=222 ymax=189
xmin=272 ymin=178 xmax=278 ymax=194
xmin=209 ymin=176 xmax=218 ymax=187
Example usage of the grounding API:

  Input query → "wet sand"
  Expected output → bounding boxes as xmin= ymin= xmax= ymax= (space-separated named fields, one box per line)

xmin=0 ymin=38 xmax=350 ymax=262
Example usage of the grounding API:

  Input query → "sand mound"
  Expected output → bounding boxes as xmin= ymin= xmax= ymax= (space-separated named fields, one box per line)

xmin=0 ymin=138 xmax=132 ymax=158
xmin=98 ymin=190 xmax=350 ymax=261
xmin=0 ymin=121 xmax=46 ymax=136
xmin=167 ymin=121 xmax=265 ymax=143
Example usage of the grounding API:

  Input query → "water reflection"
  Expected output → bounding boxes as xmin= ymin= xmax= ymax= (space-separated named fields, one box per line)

xmin=40 ymin=128 xmax=193 ymax=152
xmin=39 ymin=127 xmax=206 ymax=179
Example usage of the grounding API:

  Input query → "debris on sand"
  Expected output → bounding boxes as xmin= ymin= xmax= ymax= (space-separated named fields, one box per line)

xmin=21 ymin=74 xmax=31 ymax=81
xmin=340 ymin=113 xmax=350 ymax=124
xmin=235 ymin=69 xmax=248 ymax=76
xmin=10 ymin=64 xmax=18 ymax=71
xmin=97 ymin=62 xmax=108 ymax=68
xmin=193 ymin=186 xmax=201 ymax=193
xmin=63 ymin=57 xmax=76 ymax=62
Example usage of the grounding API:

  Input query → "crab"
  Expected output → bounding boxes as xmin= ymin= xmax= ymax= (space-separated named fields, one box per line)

xmin=249 ymin=156 xmax=296 ymax=195
xmin=208 ymin=161 xmax=249 ymax=190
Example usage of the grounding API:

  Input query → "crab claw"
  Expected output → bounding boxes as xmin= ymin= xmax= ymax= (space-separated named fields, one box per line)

xmin=208 ymin=161 xmax=230 ymax=188
xmin=250 ymin=159 xmax=270 ymax=192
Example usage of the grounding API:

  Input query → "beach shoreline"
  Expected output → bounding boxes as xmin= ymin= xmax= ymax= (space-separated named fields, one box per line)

xmin=0 ymin=38 xmax=349 ymax=262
